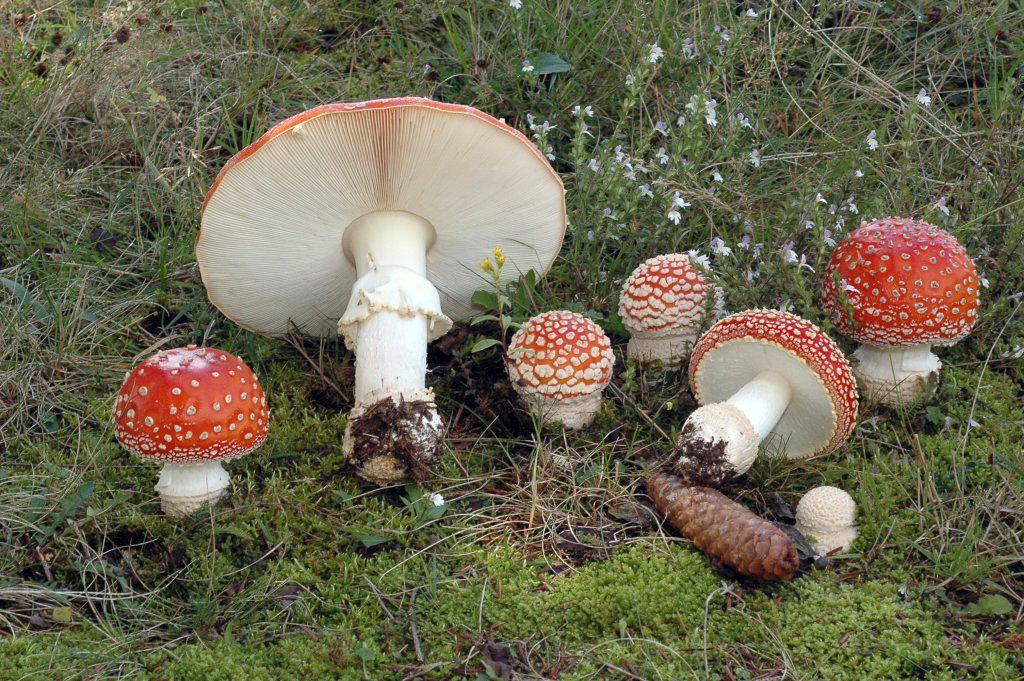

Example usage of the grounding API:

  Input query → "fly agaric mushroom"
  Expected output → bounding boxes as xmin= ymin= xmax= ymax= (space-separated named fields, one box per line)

xmin=822 ymin=217 xmax=979 ymax=406
xmin=506 ymin=311 xmax=615 ymax=429
xmin=673 ymin=310 xmax=858 ymax=486
xmin=795 ymin=486 xmax=858 ymax=556
xmin=195 ymin=98 xmax=565 ymax=484
xmin=618 ymin=253 xmax=721 ymax=363
xmin=113 ymin=346 xmax=269 ymax=516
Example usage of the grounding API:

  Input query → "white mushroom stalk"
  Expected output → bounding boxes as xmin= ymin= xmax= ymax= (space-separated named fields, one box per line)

xmin=850 ymin=343 xmax=940 ymax=406
xmin=155 ymin=462 xmax=231 ymax=516
xmin=674 ymin=371 xmax=792 ymax=483
xmin=337 ymin=212 xmax=451 ymax=483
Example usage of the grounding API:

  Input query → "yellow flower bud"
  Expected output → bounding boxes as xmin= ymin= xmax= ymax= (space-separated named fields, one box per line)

xmin=480 ymin=258 xmax=493 ymax=272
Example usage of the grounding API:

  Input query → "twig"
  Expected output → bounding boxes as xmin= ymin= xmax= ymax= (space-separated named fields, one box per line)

xmin=409 ymin=587 xmax=424 ymax=663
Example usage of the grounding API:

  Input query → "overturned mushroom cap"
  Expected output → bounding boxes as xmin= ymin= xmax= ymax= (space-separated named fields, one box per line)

xmin=689 ymin=310 xmax=858 ymax=458
xmin=113 ymin=346 xmax=269 ymax=463
xmin=507 ymin=311 xmax=615 ymax=401
xmin=795 ymin=486 xmax=858 ymax=555
xmin=822 ymin=218 xmax=979 ymax=347
xmin=197 ymin=97 xmax=566 ymax=337
xmin=619 ymin=253 xmax=717 ymax=332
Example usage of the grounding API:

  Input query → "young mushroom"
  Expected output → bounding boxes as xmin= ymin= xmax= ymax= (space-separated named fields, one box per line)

xmin=673 ymin=310 xmax=858 ymax=486
xmin=113 ymin=346 xmax=269 ymax=516
xmin=196 ymin=98 xmax=565 ymax=484
xmin=822 ymin=217 xmax=979 ymax=406
xmin=618 ymin=253 xmax=720 ymax=363
xmin=506 ymin=311 xmax=615 ymax=429
xmin=795 ymin=486 xmax=858 ymax=556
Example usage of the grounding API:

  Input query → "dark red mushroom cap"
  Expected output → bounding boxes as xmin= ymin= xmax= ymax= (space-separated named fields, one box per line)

xmin=822 ymin=218 xmax=979 ymax=347
xmin=113 ymin=346 xmax=269 ymax=463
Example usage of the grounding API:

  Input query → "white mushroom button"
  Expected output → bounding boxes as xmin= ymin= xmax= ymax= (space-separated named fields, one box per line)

xmin=822 ymin=217 xmax=979 ymax=406
xmin=795 ymin=486 xmax=858 ymax=556
xmin=673 ymin=310 xmax=859 ymax=486
xmin=506 ymin=311 xmax=615 ymax=429
xmin=618 ymin=253 xmax=721 ymax=363
xmin=196 ymin=97 xmax=566 ymax=485
xmin=112 ymin=346 xmax=269 ymax=517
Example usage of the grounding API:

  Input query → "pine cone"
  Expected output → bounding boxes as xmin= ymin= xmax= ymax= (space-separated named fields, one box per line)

xmin=647 ymin=471 xmax=799 ymax=581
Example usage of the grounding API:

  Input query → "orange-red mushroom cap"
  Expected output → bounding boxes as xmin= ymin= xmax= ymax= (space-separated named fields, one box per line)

xmin=822 ymin=218 xmax=979 ymax=347
xmin=618 ymin=253 xmax=713 ymax=333
xmin=689 ymin=310 xmax=858 ymax=458
xmin=113 ymin=346 xmax=269 ymax=464
xmin=507 ymin=311 xmax=614 ymax=401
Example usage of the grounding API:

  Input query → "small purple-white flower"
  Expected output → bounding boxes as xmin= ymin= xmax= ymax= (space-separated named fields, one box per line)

xmin=521 ymin=59 xmax=534 ymax=73
xmin=710 ymin=237 xmax=732 ymax=256
xmin=916 ymin=88 xmax=932 ymax=107
xmin=749 ymin=148 xmax=761 ymax=167
xmin=866 ymin=130 xmax=878 ymax=151
xmin=935 ymin=196 xmax=950 ymax=216
xmin=428 ymin=492 xmax=445 ymax=507
xmin=647 ymin=43 xmax=664 ymax=63
xmin=656 ymin=147 xmax=669 ymax=165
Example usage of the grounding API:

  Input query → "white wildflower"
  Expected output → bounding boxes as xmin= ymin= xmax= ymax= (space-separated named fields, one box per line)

xmin=587 ymin=158 xmax=600 ymax=172
xmin=935 ymin=195 xmax=950 ymax=216
xmin=916 ymin=88 xmax=932 ymax=107
xmin=647 ymin=43 xmax=664 ymax=63
xmin=711 ymin=169 xmax=723 ymax=183
xmin=625 ymin=74 xmax=636 ymax=85
xmin=521 ymin=59 xmax=534 ymax=73
xmin=654 ymin=120 xmax=669 ymax=136
xmin=746 ymin=8 xmax=758 ymax=17
xmin=639 ymin=184 xmax=654 ymax=198
xmin=855 ymin=169 xmax=864 ymax=178
xmin=656 ymin=147 xmax=669 ymax=165
xmin=866 ymin=130 xmax=878 ymax=151
xmin=749 ymin=148 xmax=761 ymax=167
xmin=509 ymin=0 xmax=523 ymax=8
xmin=672 ymin=192 xmax=691 ymax=210
xmin=428 ymin=492 xmax=445 ymax=507
xmin=736 ymin=112 xmax=753 ymax=129
xmin=571 ymin=105 xmax=594 ymax=118
xmin=687 ymin=250 xmax=711 ymax=269
xmin=682 ymin=37 xmax=698 ymax=60
xmin=710 ymin=237 xmax=732 ymax=256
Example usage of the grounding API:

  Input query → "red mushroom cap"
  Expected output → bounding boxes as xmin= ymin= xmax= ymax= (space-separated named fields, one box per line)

xmin=113 ymin=346 xmax=269 ymax=464
xmin=618 ymin=253 xmax=713 ymax=333
xmin=507 ymin=311 xmax=615 ymax=401
xmin=689 ymin=310 xmax=859 ymax=458
xmin=822 ymin=218 xmax=979 ymax=347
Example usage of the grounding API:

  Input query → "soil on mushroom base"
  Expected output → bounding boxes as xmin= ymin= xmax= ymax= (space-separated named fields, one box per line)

xmin=348 ymin=396 xmax=440 ymax=483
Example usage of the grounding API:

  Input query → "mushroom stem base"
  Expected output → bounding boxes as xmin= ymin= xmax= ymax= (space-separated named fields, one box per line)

xmin=626 ymin=330 xmax=698 ymax=364
xmin=343 ymin=388 xmax=442 ymax=485
xmin=528 ymin=392 xmax=602 ymax=430
xmin=796 ymin=525 xmax=859 ymax=557
xmin=155 ymin=461 xmax=230 ymax=517
xmin=673 ymin=402 xmax=759 ymax=486
xmin=852 ymin=344 xmax=939 ymax=407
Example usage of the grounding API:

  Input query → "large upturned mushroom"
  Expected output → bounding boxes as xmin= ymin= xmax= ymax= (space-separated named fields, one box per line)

xmin=113 ymin=346 xmax=269 ymax=516
xmin=618 ymin=253 xmax=721 ymax=363
xmin=822 ymin=217 xmax=979 ymax=406
xmin=673 ymin=310 xmax=859 ymax=485
xmin=196 ymin=98 xmax=565 ymax=484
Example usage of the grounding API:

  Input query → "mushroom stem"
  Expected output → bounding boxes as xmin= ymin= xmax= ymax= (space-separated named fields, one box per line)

xmin=674 ymin=371 xmax=793 ymax=484
xmin=852 ymin=343 xmax=940 ymax=406
xmin=724 ymin=370 xmax=793 ymax=442
xmin=155 ymin=461 xmax=230 ymax=517
xmin=338 ymin=211 xmax=452 ymax=483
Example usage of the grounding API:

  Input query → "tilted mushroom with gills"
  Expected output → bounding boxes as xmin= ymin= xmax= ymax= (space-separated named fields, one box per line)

xmin=113 ymin=346 xmax=269 ymax=516
xmin=673 ymin=310 xmax=859 ymax=486
xmin=506 ymin=311 xmax=615 ymax=429
xmin=618 ymin=253 xmax=721 ymax=363
xmin=822 ymin=217 xmax=979 ymax=406
xmin=195 ymin=98 xmax=566 ymax=484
